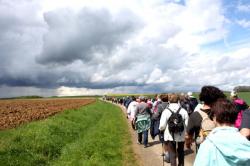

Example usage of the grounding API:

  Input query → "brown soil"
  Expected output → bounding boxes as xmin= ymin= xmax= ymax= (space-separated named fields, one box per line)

xmin=0 ymin=98 xmax=95 ymax=130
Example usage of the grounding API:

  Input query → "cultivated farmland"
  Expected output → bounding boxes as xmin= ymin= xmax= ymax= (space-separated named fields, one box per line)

xmin=0 ymin=98 xmax=95 ymax=130
xmin=0 ymin=100 xmax=137 ymax=166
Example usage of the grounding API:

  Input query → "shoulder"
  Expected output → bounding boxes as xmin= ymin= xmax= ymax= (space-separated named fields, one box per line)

xmin=197 ymin=139 xmax=215 ymax=160
xmin=190 ymin=111 xmax=202 ymax=120
xmin=161 ymin=108 xmax=171 ymax=116
xmin=132 ymin=101 xmax=138 ymax=105
xmin=180 ymin=107 xmax=188 ymax=115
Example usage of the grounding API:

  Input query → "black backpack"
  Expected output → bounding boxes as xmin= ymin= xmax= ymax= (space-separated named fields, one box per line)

xmin=167 ymin=107 xmax=184 ymax=138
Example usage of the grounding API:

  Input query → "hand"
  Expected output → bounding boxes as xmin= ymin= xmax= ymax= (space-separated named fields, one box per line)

xmin=186 ymin=142 xmax=192 ymax=149
xmin=185 ymin=135 xmax=193 ymax=149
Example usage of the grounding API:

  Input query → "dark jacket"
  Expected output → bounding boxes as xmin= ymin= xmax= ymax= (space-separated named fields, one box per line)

xmin=152 ymin=102 xmax=168 ymax=120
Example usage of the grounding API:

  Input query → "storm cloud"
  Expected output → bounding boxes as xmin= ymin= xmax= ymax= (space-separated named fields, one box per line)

xmin=37 ymin=8 xmax=141 ymax=65
xmin=1 ymin=0 xmax=250 ymax=97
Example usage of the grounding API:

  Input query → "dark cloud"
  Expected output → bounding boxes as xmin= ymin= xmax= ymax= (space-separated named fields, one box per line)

xmin=36 ymin=8 xmax=141 ymax=65
xmin=0 ymin=3 xmax=144 ymax=92
xmin=1 ymin=1 xmax=250 ymax=98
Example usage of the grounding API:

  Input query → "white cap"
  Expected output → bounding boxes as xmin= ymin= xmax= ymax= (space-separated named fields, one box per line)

xmin=187 ymin=91 xmax=193 ymax=96
xmin=230 ymin=91 xmax=237 ymax=97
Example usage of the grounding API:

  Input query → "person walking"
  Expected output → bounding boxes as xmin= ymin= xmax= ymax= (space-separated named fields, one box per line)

xmin=159 ymin=93 xmax=188 ymax=166
xmin=127 ymin=96 xmax=138 ymax=129
xmin=185 ymin=86 xmax=226 ymax=150
xmin=230 ymin=91 xmax=249 ymax=128
xmin=194 ymin=99 xmax=250 ymax=166
xmin=151 ymin=94 xmax=169 ymax=161
xmin=134 ymin=96 xmax=152 ymax=148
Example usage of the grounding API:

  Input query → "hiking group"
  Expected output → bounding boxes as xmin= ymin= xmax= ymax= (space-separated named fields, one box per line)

xmin=107 ymin=85 xmax=250 ymax=166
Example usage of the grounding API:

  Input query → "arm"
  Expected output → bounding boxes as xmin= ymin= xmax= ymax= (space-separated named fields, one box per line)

xmin=152 ymin=104 xmax=162 ymax=120
xmin=240 ymin=110 xmax=250 ymax=138
xmin=182 ymin=108 xmax=189 ymax=127
xmin=159 ymin=110 xmax=167 ymax=131
xmin=240 ymin=128 xmax=250 ymax=138
xmin=193 ymin=140 xmax=215 ymax=166
xmin=185 ymin=112 xmax=199 ymax=148
xmin=127 ymin=103 xmax=131 ymax=114
xmin=133 ymin=106 xmax=139 ymax=124
xmin=147 ymin=107 xmax=153 ymax=116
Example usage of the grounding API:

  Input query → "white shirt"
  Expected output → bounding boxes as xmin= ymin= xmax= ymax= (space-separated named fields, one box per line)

xmin=194 ymin=103 xmax=204 ymax=112
xmin=159 ymin=103 xmax=189 ymax=142
xmin=127 ymin=101 xmax=138 ymax=121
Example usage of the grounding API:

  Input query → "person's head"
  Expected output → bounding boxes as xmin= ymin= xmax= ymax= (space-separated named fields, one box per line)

xmin=179 ymin=93 xmax=186 ymax=101
xmin=131 ymin=96 xmax=136 ymax=101
xmin=199 ymin=86 xmax=226 ymax=106
xmin=159 ymin=94 xmax=168 ymax=102
xmin=154 ymin=94 xmax=160 ymax=99
xmin=147 ymin=100 xmax=153 ymax=108
xmin=168 ymin=93 xmax=179 ymax=103
xmin=139 ymin=96 xmax=146 ymax=102
xmin=230 ymin=91 xmax=238 ymax=100
xmin=211 ymin=99 xmax=238 ymax=126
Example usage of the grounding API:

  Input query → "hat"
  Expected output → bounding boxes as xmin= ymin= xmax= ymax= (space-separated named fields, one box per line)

xmin=187 ymin=91 xmax=193 ymax=96
xmin=139 ymin=96 xmax=146 ymax=100
xmin=147 ymin=100 xmax=153 ymax=105
xmin=230 ymin=91 xmax=237 ymax=97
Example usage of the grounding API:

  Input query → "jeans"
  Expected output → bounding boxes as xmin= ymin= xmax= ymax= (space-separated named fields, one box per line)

xmin=168 ymin=141 xmax=184 ymax=166
xmin=138 ymin=130 xmax=148 ymax=146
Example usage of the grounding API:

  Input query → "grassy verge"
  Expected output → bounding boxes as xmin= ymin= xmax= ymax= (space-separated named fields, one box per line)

xmin=0 ymin=100 xmax=137 ymax=166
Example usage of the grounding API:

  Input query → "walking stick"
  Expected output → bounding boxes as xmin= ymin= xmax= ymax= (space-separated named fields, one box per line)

xmin=160 ymin=132 xmax=164 ymax=166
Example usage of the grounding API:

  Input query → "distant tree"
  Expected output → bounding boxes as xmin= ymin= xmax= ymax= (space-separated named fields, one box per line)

xmin=233 ymin=86 xmax=250 ymax=92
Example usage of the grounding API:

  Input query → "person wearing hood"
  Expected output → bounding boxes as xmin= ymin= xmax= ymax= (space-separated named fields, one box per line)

xmin=194 ymin=99 xmax=250 ymax=166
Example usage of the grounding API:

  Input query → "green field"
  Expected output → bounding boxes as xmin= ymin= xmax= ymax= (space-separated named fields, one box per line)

xmin=237 ymin=92 xmax=250 ymax=105
xmin=0 ymin=100 xmax=137 ymax=166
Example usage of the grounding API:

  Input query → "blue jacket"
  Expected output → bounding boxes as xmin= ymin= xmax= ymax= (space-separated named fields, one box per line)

xmin=194 ymin=126 xmax=250 ymax=166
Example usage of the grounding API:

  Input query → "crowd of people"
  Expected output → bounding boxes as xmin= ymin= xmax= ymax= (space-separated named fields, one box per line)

xmin=104 ymin=85 xmax=250 ymax=166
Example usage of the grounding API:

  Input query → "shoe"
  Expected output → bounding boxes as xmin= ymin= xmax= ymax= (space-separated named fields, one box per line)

xmin=137 ymin=141 xmax=142 ymax=145
xmin=164 ymin=153 xmax=170 ymax=163
xmin=144 ymin=144 xmax=150 ymax=148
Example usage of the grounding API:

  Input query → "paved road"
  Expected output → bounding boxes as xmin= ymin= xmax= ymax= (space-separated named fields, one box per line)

xmin=116 ymin=103 xmax=196 ymax=166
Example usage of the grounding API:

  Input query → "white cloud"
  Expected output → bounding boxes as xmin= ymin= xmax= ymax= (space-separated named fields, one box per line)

xmin=237 ymin=4 xmax=250 ymax=12
xmin=1 ymin=0 xmax=250 ymax=97
xmin=56 ymin=86 xmax=111 ymax=96
xmin=236 ymin=19 xmax=250 ymax=28
xmin=146 ymin=68 xmax=171 ymax=84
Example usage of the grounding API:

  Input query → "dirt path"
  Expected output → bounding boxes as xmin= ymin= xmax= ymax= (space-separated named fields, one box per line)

xmin=116 ymin=103 xmax=196 ymax=166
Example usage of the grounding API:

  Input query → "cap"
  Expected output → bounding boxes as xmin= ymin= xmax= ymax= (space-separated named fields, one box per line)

xmin=187 ymin=92 xmax=193 ymax=96
xmin=230 ymin=91 xmax=237 ymax=97
xmin=139 ymin=96 xmax=146 ymax=100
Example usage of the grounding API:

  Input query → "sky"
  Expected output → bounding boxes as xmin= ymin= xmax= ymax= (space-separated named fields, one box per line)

xmin=1 ymin=0 xmax=250 ymax=97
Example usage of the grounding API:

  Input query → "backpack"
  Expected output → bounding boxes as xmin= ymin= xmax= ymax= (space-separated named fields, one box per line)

xmin=153 ymin=101 xmax=160 ymax=113
xmin=167 ymin=107 xmax=184 ymax=139
xmin=234 ymin=99 xmax=248 ymax=128
xmin=196 ymin=110 xmax=216 ymax=145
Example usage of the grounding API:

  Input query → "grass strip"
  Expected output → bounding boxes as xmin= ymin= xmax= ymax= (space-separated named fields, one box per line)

xmin=0 ymin=100 xmax=138 ymax=166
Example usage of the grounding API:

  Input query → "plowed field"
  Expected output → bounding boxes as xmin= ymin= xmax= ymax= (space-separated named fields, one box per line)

xmin=0 ymin=98 xmax=95 ymax=130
